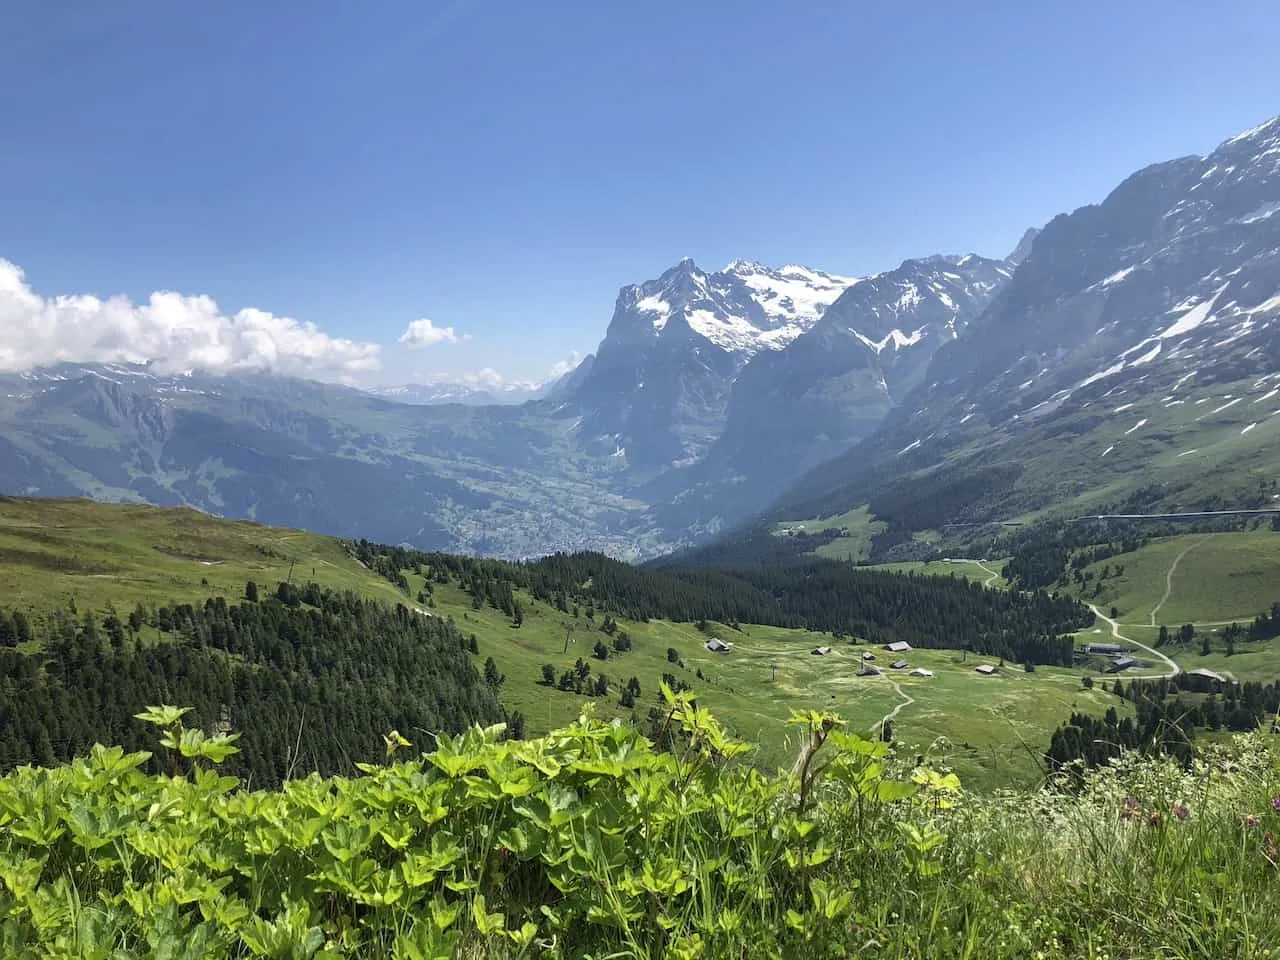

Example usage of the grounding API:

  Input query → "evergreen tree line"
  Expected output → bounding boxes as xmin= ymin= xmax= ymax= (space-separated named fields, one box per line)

xmin=0 ymin=585 xmax=503 ymax=784
xmin=349 ymin=541 xmax=1093 ymax=665
xmin=1046 ymin=674 xmax=1280 ymax=774
xmin=1241 ymin=602 xmax=1280 ymax=642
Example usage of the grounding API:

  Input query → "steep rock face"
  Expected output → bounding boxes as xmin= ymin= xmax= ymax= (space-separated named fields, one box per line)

xmin=565 ymin=258 xmax=856 ymax=468
xmin=647 ymin=254 xmax=1012 ymax=534
xmin=774 ymin=116 xmax=1280 ymax=527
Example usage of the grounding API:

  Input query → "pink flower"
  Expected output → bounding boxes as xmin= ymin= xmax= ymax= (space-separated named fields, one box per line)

xmin=1174 ymin=804 xmax=1189 ymax=821
xmin=1245 ymin=814 xmax=1262 ymax=829
xmin=1271 ymin=795 xmax=1280 ymax=813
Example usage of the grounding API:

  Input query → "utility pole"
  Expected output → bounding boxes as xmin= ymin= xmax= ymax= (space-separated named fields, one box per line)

xmin=562 ymin=622 xmax=576 ymax=655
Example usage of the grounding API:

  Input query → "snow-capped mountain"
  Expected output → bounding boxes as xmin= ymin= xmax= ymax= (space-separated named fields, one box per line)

xmin=645 ymin=252 xmax=1014 ymax=533
xmin=775 ymin=114 xmax=1280 ymax=535
xmin=624 ymin=258 xmax=857 ymax=354
xmin=564 ymin=258 xmax=858 ymax=468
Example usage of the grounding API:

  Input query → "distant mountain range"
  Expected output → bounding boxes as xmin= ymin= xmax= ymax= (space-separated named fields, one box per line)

xmin=4 ymin=116 xmax=1280 ymax=561
xmin=364 ymin=379 xmax=550 ymax=407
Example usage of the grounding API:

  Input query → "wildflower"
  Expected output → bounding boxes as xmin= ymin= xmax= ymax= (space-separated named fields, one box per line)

xmin=1121 ymin=796 xmax=1140 ymax=821
xmin=1148 ymin=810 xmax=1161 ymax=828
xmin=1174 ymin=804 xmax=1189 ymax=821
xmin=1271 ymin=795 xmax=1280 ymax=813
xmin=1244 ymin=814 xmax=1261 ymax=829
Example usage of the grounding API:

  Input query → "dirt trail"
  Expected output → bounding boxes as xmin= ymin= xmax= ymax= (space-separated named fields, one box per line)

xmin=1089 ymin=602 xmax=1179 ymax=678
xmin=975 ymin=560 xmax=1001 ymax=587
xmin=873 ymin=675 xmax=915 ymax=733
xmin=1148 ymin=538 xmax=1206 ymax=627
xmin=944 ymin=558 xmax=1001 ymax=587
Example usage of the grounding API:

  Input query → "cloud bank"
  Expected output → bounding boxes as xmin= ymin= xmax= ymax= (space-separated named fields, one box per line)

xmin=0 ymin=259 xmax=382 ymax=381
xmin=399 ymin=317 xmax=459 ymax=348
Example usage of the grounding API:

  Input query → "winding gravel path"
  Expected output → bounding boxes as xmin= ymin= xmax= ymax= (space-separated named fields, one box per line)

xmin=1089 ymin=602 xmax=1180 ymax=678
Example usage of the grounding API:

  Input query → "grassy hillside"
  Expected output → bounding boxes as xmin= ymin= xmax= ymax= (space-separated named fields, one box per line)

xmin=0 ymin=497 xmax=1127 ymax=790
xmin=1076 ymin=530 xmax=1280 ymax=625
xmin=0 ymin=496 xmax=409 ymax=613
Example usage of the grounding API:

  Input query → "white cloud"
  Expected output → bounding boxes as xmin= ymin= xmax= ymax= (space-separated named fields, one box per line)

xmin=399 ymin=317 xmax=459 ymax=348
xmin=0 ymin=258 xmax=381 ymax=381
xmin=544 ymin=350 xmax=584 ymax=382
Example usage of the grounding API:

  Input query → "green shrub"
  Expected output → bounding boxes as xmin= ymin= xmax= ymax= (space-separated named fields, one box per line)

xmin=0 ymin=693 xmax=1277 ymax=958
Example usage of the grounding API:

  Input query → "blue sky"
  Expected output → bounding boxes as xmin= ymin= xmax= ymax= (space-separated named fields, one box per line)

xmin=2 ymin=0 xmax=1279 ymax=385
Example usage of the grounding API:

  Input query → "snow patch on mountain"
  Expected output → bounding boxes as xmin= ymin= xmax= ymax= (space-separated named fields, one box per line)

xmin=1101 ymin=266 xmax=1136 ymax=287
xmin=1160 ymin=287 xmax=1227 ymax=339
xmin=853 ymin=328 xmax=925 ymax=353
xmin=1236 ymin=200 xmax=1280 ymax=224
xmin=731 ymin=261 xmax=859 ymax=325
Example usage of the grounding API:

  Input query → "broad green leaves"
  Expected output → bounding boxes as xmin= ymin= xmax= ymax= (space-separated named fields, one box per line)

xmin=0 ymin=699 xmax=939 ymax=957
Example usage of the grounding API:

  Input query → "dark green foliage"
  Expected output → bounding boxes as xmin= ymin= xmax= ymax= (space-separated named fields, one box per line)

xmin=667 ymin=647 xmax=680 ymax=663
xmin=1245 ymin=602 xmax=1280 ymax=641
xmin=483 ymin=656 xmax=504 ymax=687
xmin=540 ymin=663 xmax=556 ymax=685
xmin=593 ymin=640 xmax=609 ymax=660
xmin=0 ymin=588 xmax=501 ymax=783
xmin=506 ymin=710 xmax=526 ymax=739
xmin=1005 ymin=544 xmax=1070 ymax=590
xmin=1047 ymin=673 xmax=1280 ymax=773
xmin=275 ymin=580 xmax=300 ymax=607
xmin=244 ymin=580 xmax=259 ymax=602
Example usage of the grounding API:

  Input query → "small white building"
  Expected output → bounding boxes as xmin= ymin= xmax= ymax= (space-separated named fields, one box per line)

xmin=811 ymin=645 xmax=832 ymax=656
xmin=909 ymin=668 xmax=934 ymax=677
xmin=885 ymin=641 xmax=913 ymax=654
xmin=975 ymin=664 xmax=998 ymax=676
xmin=705 ymin=637 xmax=732 ymax=654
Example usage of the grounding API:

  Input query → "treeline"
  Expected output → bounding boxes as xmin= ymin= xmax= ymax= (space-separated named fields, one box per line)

xmin=1003 ymin=529 xmax=1148 ymax=590
xmin=0 ymin=586 xmax=503 ymax=783
xmin=1046 ymin=674 xmax=1280 ymax=773
xmin=1240 ymin=602 xmax=1280 ymax=642
xmin=350 ymin=541 xmax=1093 ymax=665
